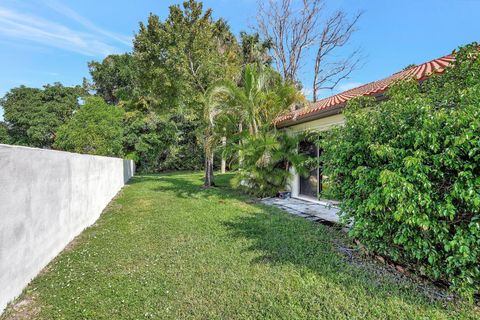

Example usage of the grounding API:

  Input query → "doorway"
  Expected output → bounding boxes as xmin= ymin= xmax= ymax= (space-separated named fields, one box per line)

xmin=298 ymin=140 xmax=321 ymax=199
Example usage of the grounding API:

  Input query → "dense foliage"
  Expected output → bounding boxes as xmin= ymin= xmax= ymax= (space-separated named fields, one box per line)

xmin=133 ymin=0 xmax=241 ymax=117
xmin=54 ymin=97 xmax=124 ymax=157
xmin=228 ymin=131 xmax=305 ymax=197
xmin=0 ymin=84 xmax=84 ymax=148
xmin=0 ymin=122 xmax=9 ymax=144
xmin=207 ymin=64 xmax=301 ymax=135
xmin=122 ymin=98 xmax=204 ymax=171
xmin=322 ymin=44 xmax=480 ymax=297
xmin=126 ymin=0 xmax=246 ymax=174
xmin=0 ymin=1 xmax=300 ymax=176
xmin=206 ymin=63 xmax=304 ymax=189
xmin=88 ymin=53 xmax=138 ymax=104
xmin=0 ymin=1 xmax=246 ymax=172
xmin=239 ymin=31 xmax=272 ymax=66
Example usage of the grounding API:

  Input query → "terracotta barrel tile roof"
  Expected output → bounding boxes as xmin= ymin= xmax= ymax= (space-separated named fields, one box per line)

xmin=275 ymin=53 xmax=455 ymax=127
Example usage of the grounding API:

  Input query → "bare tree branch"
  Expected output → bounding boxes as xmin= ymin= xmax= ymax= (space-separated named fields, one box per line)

xmin=256 ymin=0 xmax=363 ymax=101
xmin=312 ymin=10 xmax=363 ymax=101
xmin=187 ymin=52 xmax=207 ymax=94
xmin=257 ymin=0 xmax=322 ymax=83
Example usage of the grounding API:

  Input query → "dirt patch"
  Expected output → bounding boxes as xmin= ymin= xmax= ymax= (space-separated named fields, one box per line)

xmin=1 ymin=292 xmax=41 ymax=320
xmin=104 ymin=202 xmax=123 ymax=212
xmin=62 ymin=234 xmax=82 ymax=253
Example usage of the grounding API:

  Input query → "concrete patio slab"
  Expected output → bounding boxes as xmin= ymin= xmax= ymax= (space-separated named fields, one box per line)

xmin=261 ymin=197 xmax=341 ymax=225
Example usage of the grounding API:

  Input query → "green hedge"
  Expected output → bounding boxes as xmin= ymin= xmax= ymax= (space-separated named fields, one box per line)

xmin=322 ymin=43 xmax=480 ymax=297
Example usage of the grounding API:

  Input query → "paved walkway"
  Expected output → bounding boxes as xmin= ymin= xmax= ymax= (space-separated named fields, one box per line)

xmin=261 ymin=197 xmax=341 ymax=225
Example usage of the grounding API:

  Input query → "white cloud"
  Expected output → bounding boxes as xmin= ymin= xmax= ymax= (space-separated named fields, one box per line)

xmin=337 ymin=82 xmax=364 ymax=92
xmin=0 ymin=5 xmax=125 ymax=56
xmin=42 ymin=0 xmax=132 ymax=47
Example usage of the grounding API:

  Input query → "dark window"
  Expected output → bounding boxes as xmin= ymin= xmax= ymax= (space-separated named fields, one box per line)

xmin=299 ymin=140 xmax=322 ymax=198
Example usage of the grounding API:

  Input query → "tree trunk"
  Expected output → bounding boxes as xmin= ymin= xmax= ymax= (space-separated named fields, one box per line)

xmin=238 ymin=123 xmax=243 ymax=167
xmin=204 ymin=150 xmax=215 ymax=187
xmin=221 ymin=136 xmax=226 ymax=174
xmin=252 ymin=118 xmax=259 ymax=136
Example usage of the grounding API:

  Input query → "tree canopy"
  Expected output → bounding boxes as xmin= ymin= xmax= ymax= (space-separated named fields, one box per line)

xmin=0 ymin=84 xmax=84 ymax=148
xmin=207 ymin=64 xmax=302 ymax=136
xmin=88 ymin=53 xmax=138 ymax=104
xmin=239 ymin=31 xmax=272 ymax=66
xmin=133 ymin=0 xmax=241 ymax=118
xmin=0 ymin=0 xmax=305 ymax=178
xmin=54 ymin=97 xmax=124 ymax=157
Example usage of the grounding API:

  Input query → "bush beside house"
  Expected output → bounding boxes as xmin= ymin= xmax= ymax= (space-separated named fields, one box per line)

xmin=228 ymin=131 xmax=306 ymax=197
xmin=322 ymin=44 xmax=480 ymax=297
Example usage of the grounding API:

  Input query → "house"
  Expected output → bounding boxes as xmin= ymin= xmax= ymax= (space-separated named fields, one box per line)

xmin=275 ymin=52 xmax=455 ymax=202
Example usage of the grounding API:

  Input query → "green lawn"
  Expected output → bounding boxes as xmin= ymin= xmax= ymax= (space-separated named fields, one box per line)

xmin=2 ymin=172 xmax=478 ymax=319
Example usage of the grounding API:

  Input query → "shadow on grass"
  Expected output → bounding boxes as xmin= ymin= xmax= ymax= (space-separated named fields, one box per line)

xmin=146 ymin=172 xmax=242 ymax=201
xmin=126 ymin=171 xmax=196 ymax=185
xmin=129 ymin=172 xmax=468 ymax=314
xmin=222 ymin=208 xmax=461 ymax=313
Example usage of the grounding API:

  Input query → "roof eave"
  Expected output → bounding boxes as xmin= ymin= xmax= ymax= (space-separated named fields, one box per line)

xmin=276 ymin=103 xmax=345 ymax=128
xmin=276 ymin=92 xmax=388 ymax=128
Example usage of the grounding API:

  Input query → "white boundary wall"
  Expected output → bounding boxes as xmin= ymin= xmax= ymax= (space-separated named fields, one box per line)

xmin=0 ymin=144 xmax=135 ymax=313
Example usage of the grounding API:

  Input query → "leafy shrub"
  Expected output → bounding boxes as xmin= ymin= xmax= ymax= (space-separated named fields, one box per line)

xmin=229 ymin=131 xmax=305 ymax=197
xmin=159 ymin=114 xmax=204 ymax=172
xmin=54 ymin=97 xmax=124 ymax=157
xmin=322 ymin=43 xmax=480 ymax=297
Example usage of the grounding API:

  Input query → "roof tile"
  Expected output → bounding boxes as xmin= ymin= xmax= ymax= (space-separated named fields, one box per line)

xmin=275 ymin=53 xmax=455 ymax=126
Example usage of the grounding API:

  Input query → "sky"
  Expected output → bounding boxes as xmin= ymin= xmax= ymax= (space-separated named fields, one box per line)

xmin=0 ymin=0 xmax=479 ymax=120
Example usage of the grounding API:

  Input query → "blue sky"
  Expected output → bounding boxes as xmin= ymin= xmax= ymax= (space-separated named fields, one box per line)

xmin=0 ymin=0 xmax=479 ymax=120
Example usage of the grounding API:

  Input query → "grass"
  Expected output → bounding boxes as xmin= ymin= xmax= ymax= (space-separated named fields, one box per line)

xmin=2 ymin=172 xmax=478 ymax=319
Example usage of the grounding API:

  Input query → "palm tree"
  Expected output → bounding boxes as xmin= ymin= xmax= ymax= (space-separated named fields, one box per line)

xmin=225 ymin=130 xmax=308 ymax=197
xmin=208 ymin=64 xmax=303 ymax=136
xmin=202 ymin=64 xmax=304 ymax=187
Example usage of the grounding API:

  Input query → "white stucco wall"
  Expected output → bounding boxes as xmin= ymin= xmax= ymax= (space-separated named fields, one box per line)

xmin=283 ymin=113 xmax=345 ymax=135
xmin=0 ymin=144 xmax=135 ymax=313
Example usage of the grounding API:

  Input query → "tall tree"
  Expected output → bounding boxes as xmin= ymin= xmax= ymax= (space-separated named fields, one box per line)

xmin=239 ymin=31 xmax=273 ymax=66
xmin=256 ymin=0 xmax=362 ymax=100
xmin=133 ymin=0 xmax=241 ymax=118
xmin=207 ymin=64 xmax=303 ymax=137
xmin=312 ymin=10 xmax=362 ymax=101
xmin=204 ymin=64 xmax=302 ymax=181
xmin=88 ymin=53 xmax=138 ymax=104
xmin=0 ymin=84 xmax=84 ymax=148
xmin=133 ymin=0 xmax=242 ymax=186
xmin=205 ymin=64 xmax=305 ymax=195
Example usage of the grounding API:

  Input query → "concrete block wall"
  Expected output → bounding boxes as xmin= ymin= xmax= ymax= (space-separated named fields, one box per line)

xmin=0 ymin=144 xmax=135 ymax=313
